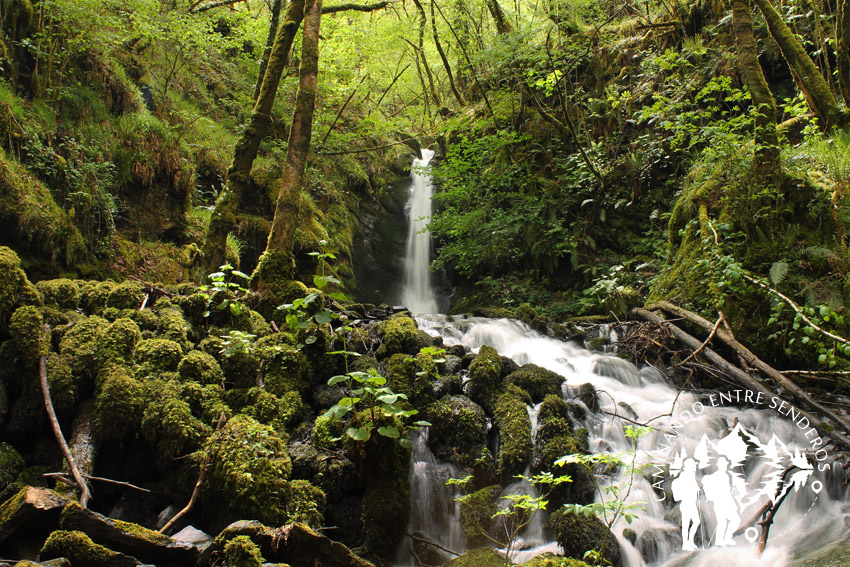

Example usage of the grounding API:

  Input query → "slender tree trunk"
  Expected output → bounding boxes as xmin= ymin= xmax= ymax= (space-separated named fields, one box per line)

xmin=203 ymin=0 xmax=306 ymax=273
xmin=254 ymin=0 xmax=323 ymax=289
xmin=751 ymin=0 xmax=846 ymax=129
xmin=732 ymin=0 xmax=779 ymax=179
xmin=487 ymin=0 xmax=512 ymax=34
xmin=838 ymin=0 xmax=850 ymax=104
xmin=254 ymin=0 xmax=284 ymax=102
xmin=431 ymin=0 xmax=464 ymax=106
xmin=410 ymin=0 xmax=441 ymax=108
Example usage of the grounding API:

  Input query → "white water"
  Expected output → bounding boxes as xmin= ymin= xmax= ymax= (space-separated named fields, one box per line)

xmin=400 ymin=149 xmax=438 ymax=314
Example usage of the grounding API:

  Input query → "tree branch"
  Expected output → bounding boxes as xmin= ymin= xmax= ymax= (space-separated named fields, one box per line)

xmin=322 ymin=1 xmax=390 ymax=14
xmin=191 ymin=0 xmax=249 ymax=13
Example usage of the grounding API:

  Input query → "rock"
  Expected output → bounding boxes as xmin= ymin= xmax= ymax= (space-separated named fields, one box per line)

xmin=635 ymin=527 xmax=679 ymax=564
xmin=505 ymin=364 xmax=565 ymax=403
xmin=59 ymin=501 xmax=200 ymax=565
xmin=440 ymin=354 xmax=463 ymax=375
xmin=40 ymin=530 xmax=139 ymax=567
xmin=446 ymin=547 xmax=504 ymax=567
xmin=172 ymin=525 xmax=213 ymax=549
xmin=548 ymin=509 xmax=623 ymax=567
xmin=0 ymin=486 xmax=67 ymax=545
xmin=204 ymin=522 xmax=373 ymax=567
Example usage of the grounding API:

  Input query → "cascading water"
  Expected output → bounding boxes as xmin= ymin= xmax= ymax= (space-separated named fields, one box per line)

xmin=400 ymin=149 xmax=439 ymax=314
xmin=396 ymin=151 xmax=848 ymax=567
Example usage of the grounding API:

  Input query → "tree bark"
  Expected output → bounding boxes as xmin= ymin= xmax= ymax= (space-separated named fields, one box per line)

xmin=731 ymin=0 xmax=779 ymax=179
xmin=203 ymin=0 xmax=306 ymax=273
xmin=254 ymin=0 xmax=324 ymax=289
xmin=839 ymin=0 xmax=850 ymax=104
xmin=410 ymin=0 xmax=441 ymax=108
xmin=254 ymin=0 xmax=284 ymax=102
xmin=431 ymin=0 xmax=464 ymax=106
xmin=751 ymin=0 xmax=846 ymax=130
xmin=487 ymin=0 xmax=512 ymax=34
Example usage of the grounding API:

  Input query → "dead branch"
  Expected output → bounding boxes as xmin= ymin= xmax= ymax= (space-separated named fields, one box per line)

xmin=191 ymin=0 xmax=249 ymax=13
xmin=647 ymin=301 xmax=850 ymax=435
xmin=322 ymin=1 xmax=391 ymax=14
xmin=677 ymin=315 xmax=721 ymax=366
xmin=40 ymin=324 xmax=91 ymax=507
xmin=44 ymin=472 xmax=151 ymax=493
xmin=159 ymin=411 xmax=228 ymax=534
xmin=317 ymin=74 xmax=369 ymax=152
xmin=630 ymin=308 xmax=850 ymax=451
xmin=405 ymin=532 xmax=461 ymax=556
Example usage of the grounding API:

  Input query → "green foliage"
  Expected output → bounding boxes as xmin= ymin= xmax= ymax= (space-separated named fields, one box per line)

xmin=223 ymin=535 xmax=263 ymax=567
xmin=198 ymin=263 xmax=252 ymax=319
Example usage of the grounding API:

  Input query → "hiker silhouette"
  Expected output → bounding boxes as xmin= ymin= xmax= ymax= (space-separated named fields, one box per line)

xmin=702 ymin=456 xmax=741 ymax=546
xmin=672 ymin=457 xmax=701 ymax=551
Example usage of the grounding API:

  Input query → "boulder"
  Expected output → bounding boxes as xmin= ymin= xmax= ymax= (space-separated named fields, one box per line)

xmin=548 ymin=509 xmax=622 ymax=567
xmin=40 ymin=530 xmax=139 ymax=567
xmin=59 ymin=501 xmax=199 ymax=565
xmin=0 ymin=486 xmax=67 ymax=545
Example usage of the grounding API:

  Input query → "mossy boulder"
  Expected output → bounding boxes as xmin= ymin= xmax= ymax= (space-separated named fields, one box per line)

xmin=180 ymin=381 xmax=229 ymax=424
xmin=375 ymin=315 xmax=419 ymax=358
xmin=535 ymin=395 xmax=592 ymax=505
xmin=94 ymin=365 xmax=144 ymax=442
xmin=60 ymin=316 xmax=107 ymax=376
xmin=385 ymin=353 xmax=416 ymax=398
xmin=202 ymin=415 xmax=293 ymax=527
xmin=505 ymin=364 xmax=564 ymax=404
xmin=141 ymin=379 xmax=210 ymax=466
xmin=493 ymin=384 xmax=532 ymax=478
xmin=522 ymin=553 xmax=593 ymax=567
xmin=425 ymin=395 xmax=487 ymax=468
xmin=96 ymin=318 xmax=141 ymax=368
xmin=258 ymin=336 xmax=308 ymax=395
xmin=548 ymin=509 xmax=623 ymax=567
xmin=220 ymin=348 xmax=261 ymax=389
xmin=79 ymin=281 xmax=116 ymax=315
xmin=514 ymin=303 xmax=539 ymax=325
xmin=177 ymin=350 xmax=224 ymax=385
xmin=47 ymin=353 xmax=79 ymax=419
xmin=457 ymin=485 xmax=500 ymax=547
xmin=225 ymin=387 xmax=304 ymax=431
xmin=446 ymin=548 xmax=504 ymax=567
xmin=467 ymin=345 xmax=503 ymax=414
xmin=362 ymin=479 xmax=410 ymax=558
xmin=0 ymin=443 xmax=24 ymax=497
xmin=106 ymin=282 xmax=145 ymax=310
xmin=155 ymin=302 xmax=191 ymax=350
xmin=40 ymin=530 xmax=137 ymax=567
xmin=134 ymin=339 xmax=184 ymax=374
xmin=224 ymin=535 xmax=264 ymax=567
xmin=10 ymin=304 xmax=46 ymax=364
xmin=37 ymin=279 xmax=80 ymax=310
xmin=0 ymin=246 xmax=41 ymax=333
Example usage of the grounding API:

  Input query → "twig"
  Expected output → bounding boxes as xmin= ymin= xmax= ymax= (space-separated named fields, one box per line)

xmin=374 ymin=63 xmax=410 ymax=112
xmin=318 ymin=136 xmax=426 ymax=155
xmin=677 ymin=315 xmax=722 ymax=366
xmin=743 ymin=274 xmax=850 ymax=346
xmin=139 ymin=293 xmax=149 ymax=312
xmin=404 ymin=532 xmax=461 ymax=556
xmin=317 ymin=75 xmax=369 ymax=152
xmin=44 ymin=472 xmax=151 ymax=493
xmin=781 ymin=370 xmax=850 ymax=375
xmin=40 ymin=324 xmax=91 ymax=507
xmin=159 ymin=411 xmax=228 ymax=534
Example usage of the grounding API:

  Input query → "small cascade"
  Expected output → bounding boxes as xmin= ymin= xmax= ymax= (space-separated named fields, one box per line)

xmin=398 ymin=428 xmax=466 ymax=566
xmin=400 ymin=149 xmax=439 ymax=314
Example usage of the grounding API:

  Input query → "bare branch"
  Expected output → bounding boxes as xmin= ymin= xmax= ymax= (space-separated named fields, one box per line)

xmin=191 ymin=0 xmax=249 ymax=14
xmin=322 ymin=1 xmax=390 ymax=14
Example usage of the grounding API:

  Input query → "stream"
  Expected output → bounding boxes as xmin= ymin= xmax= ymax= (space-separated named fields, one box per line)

xmin=393 ymin=153 xmax=850 ymax=567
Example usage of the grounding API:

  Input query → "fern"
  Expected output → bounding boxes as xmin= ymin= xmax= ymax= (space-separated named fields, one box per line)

xmin=769 ymin=261 xmax=789 ymax=285
xmin=800 ymin=245 xmax=838 ymax=260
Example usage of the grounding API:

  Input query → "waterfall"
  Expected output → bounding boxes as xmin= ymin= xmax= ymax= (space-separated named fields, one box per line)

xmin=400 ymin=149 xmax=439 ymax=314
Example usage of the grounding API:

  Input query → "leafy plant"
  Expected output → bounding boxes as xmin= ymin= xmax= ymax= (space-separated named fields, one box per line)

xmin=198 ymin=263 xmax=252 ymax=318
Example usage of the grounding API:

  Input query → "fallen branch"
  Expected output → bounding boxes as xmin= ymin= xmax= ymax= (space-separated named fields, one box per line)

xmin=40 ymin=324 xmax=91 ymax=507
xmin=677 ymin=315 xmax=721 ymax=366
xmin=159 ymin=411 xmax=228 ymax=535
xmin=629 ymin=309 xmax=850 ymax=450
xmin=44 ymin=472 xmax=151 ymax=493
xmin=647 ymin=301 xmax=850 ymax=435
xmin=404 ymin=532 xmax=461 ymax=557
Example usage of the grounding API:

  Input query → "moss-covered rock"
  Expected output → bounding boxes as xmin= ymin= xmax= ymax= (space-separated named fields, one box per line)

xmin=60 ymin=316 xmax=107 ymax=377
xmin=141 ymin=379 xmax=210 ymax=466
xmin=362 ymin=479 xmax=409 ymax=558
xmin=37 ymin=279 xmax=80 ymax=310
xmin=94 ymin=365 xmax=144 ymax=442
xmin=220 ymin=348 xmax=261 ymax=389
xmin=446 ymin=548 xmax=504 ymax=567
xmin=79 ymin=281 xmax=115 ymax=315
xmin=224 ymin=535 xmax=264 ymax=567
xmin=521 ymin=553 xmax=593 ymax=567
xmin=40 ymin=530 xmax=137 ymax=567
xmin=548 ymin=509 xmax=623 ymax=567
xmin=47 ymin=353 xmax=79 ymax=419
xmin=458 ymin=485 xmax=500 ymax=547
xmin=106 ymin=282 xmax=145 ymax=310
xmin=177 ymin=350 xmax=224 ymax=385
xmin=0 ymin=443 xmax=24 ymax=497
xmin=282 ymin=479 xmax=326 ymax=528
xmin=494 ymin=384 xmax=532 ymax=478
xmin=514 ymin=303 xmax=539 ymax=325
xmin=10 ymin=304 xmax=46 ymax=365
xmin=467 ymin=345 xmax=503 ymax=414
xmin=375 ymin=315 xmax=419 ymax=358
xmin=505 ymin=364 xmax=564 ymax=404
xmin=425 ymin=395 xmax=487 ymax=468
xmin=203 ymin=414 xmax=293 ymax=526
xmin=96 ymin=318 xmax=141 ymax=368
xmin=180 ymin=381 xmax=229 ymax=425
xmin=155 ymin=301 xmax=190 ymax=350
xmin=0 ymin=246 xmax=41 ymax=333
xmin=385 ymin=353 xmax=416 ymax=398
xmin=133 ymin=338 xmax=184 ymax=375
xmin=257 ymin=335 xmax=308 ymax=395
xmin=225 ymin=387 xmax=304 ymax=431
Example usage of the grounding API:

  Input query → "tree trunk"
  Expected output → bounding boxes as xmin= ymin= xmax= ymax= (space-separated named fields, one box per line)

xmin=839 ymin=0 xmax=850 ymax=104
xmin=203 ymin=0 xmax=306 ymax=273
xmin=431 ymin=0 xmax=464 ymax=106
xmin=732 ymin=0 xmax=779 ymax=179
xmin=410 ymin=0 xmax=441 ymax=108
xmin=254 ymin=0 xmax=284 ymax=102
xmin=751 ymin=0 xmax=846 ymax=130
xmin=254 ymin=0 xmax=323 ymax=290
xmin=487 ymin=0 xmax=512 ymax=34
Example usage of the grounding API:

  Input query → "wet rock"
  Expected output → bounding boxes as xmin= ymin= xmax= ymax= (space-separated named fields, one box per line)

xmin=40 ymin=530 xmax=139 ymax=567
xmin=446 ymin=547 xmax=503 ymax=567
xmin=172 ymin=525 xmax=213 ymax=549
xmin=448 ymin=344 xmax=467 ymax=358
xmin=0 ymin=486 xmax=67 ymax=545
xmin=549 ymin=509 xmax=623 ymax=567
xmin=425 ymin=395 xmax=487 ymax=468
xmin=505 ymin=364 xmax=565 ymax=404
xmin=635 ymin=527 xmax=679 ymax=564
xmin=440 ymin=354 xmax=463 ymax=375
xmin=59 ymin=501 xmax=200 ymax=565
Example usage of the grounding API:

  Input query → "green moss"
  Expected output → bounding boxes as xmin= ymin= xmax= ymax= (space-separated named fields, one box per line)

xmin=94 ymin=365 xmax=144 ymax=442
xmin=47 ymin=353 xmax=78 ymax=418
xmin=282 ymin=479 xmax=325 ymax=528
xmin=224 ymin=535 xmax=264 ymax=567
xmin=521 ymin=553 xmax=593 ymax=567
xmin=37 ymin=279 xmax=80 ymax=310
xmin=79 ymin=281 xmax=115 ymax=315
xmin=467 ymin=345 xmax=504 ymax=414
xmin=221 ymin=349 xmax=261 ymax=389
xmin=180 ymin=381 xmax=229 ymax=424
xmin=96 ymin=318 xmax=141 ymax=368
xmin=505 ymin=364 xmax=564 ymax=404
xmin=155 ymin=302 xmax=191 ymax=350
xmin=494 ymin=384 xmax=532 ymax=478
xmin=257 ymin=335 xmax=308 ymax=395
xmin=141 ymin=379 xmax=210 ymax=466
xmin=106 ymin=281 xmax=145 ymax=310
xmin=425 ymin=395 xmax=487 ymax=468
xmin=178 ymin=350 xmax=224 ymax=385
xmin=446 ymin=548 xmax=504 ymax=567
xmin=59 ymin=315 xmax=107 ymax=377
xmin=375 ymin=315 xmax=419 ymax=358
xmin=548 ymin=509 xmax=623 ymax=567
xmin=226 ymin=387 xmax=304 ymax=431
xmin=514 ymin=303 xmax=539 ymax=325
xmin=0 ymin=443 xmax=24 ymax=494
xmin=385 ymin=353 xmax=416 ymax=398
xmin=458 ymin=485 xmax=500 ymax=545
xmin=134 ymin=338 xmax=184 ymax=374
xmin=40 ymin=530 xmax=128 ymax=566
xmin=362 ymin=479 xmax=410 ymax=557
xmin=10 ymin=304 xmax=46 ymax=363
xmin=203 ymin=414 xmax=293 ymax=525
xmin=130 ymin=308 xmax=159 ymax=332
